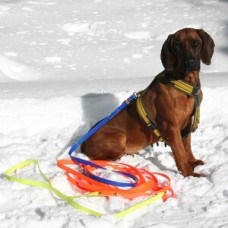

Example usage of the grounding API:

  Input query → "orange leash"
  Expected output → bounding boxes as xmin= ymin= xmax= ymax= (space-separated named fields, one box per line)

xmin=57 ymin=159 xmax=174 ymax=200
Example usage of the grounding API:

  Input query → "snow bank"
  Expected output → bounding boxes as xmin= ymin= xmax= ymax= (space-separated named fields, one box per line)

xmin=0 ymin=54 xmax=43 ymax=82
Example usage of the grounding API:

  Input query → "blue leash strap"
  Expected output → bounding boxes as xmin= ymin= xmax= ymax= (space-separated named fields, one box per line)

xmin=69 ymin=92 xmax=138 ymax=155
xmin=84 ymin=170 xmax=138 ymax=188
xmin=68 ymin=92 xmax=139 ymax=188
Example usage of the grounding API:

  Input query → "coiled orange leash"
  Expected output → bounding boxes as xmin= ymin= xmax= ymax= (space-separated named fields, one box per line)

xmin=57 ymin=159 xmax=174 ymax=201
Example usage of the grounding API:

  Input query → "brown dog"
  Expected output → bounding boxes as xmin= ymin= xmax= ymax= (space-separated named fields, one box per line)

xmin=82 ymin=28 xmax=214 ymax=177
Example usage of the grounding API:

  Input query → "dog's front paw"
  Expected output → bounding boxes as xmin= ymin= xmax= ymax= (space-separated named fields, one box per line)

xmin=192 ymin=172 xmax=206 ymax=178
xmin=179 ymin=161 xmax=205 ymax=177
xmin=181 ymin=165 xmax=205 ymax=177
xmin=189 ymin=159 xmax=205 ymax=169
xmin=183 ymin=171 xmax=206 ymax=177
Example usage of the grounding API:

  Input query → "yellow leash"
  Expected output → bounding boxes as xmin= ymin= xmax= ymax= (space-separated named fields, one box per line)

xmin=5 ymin=159 xmax=164 ymax=218
xmin=5 ymin=160 xmax=102 ymax=217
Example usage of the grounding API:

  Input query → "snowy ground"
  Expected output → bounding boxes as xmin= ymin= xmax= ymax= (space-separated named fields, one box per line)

xmin=0 ymin=0 xmax=228 ymax=227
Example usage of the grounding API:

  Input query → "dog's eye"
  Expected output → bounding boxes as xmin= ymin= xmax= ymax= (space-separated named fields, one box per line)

xmin=193 ymin=40 xmax=201 ymax=47
xmin=175 ymin=42 xmax=182 ymax=49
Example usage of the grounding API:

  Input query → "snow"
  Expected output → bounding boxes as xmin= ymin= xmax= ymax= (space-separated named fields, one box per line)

xmin=0 ymin=0 xmax=228 ymax=227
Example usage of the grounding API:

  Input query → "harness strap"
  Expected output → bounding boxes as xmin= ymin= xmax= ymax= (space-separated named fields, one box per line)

xmin=169 ymin=79 xmax=196 ymax=95
xmin=136 ymin=72 xmax=201 ymax=141
xmin=168 ymin=78 xmax=201 ymax=133
xmin=192 ymin=107 xmax=200 ymax=132
xmin=136 ymin=94 xmax=165 ymax=142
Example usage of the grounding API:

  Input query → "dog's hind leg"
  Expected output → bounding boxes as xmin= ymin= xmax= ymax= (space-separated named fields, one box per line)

xmin=82 ymin=131 xmax=126 ymax=160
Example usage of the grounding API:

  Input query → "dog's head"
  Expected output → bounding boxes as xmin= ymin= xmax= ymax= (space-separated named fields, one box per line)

xmin=161 ymin=28 xmax=215 ymax=76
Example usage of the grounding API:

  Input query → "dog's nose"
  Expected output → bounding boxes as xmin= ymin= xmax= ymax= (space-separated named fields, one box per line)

xmin=186 ymin=58 xmax=196 ymax=67
xmin=185 ymin=58 xmax=197 ymax=70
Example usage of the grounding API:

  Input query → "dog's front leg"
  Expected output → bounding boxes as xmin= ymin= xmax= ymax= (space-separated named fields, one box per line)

xmin=182 ymin=134 xmax=205 ymax=170
xmin=167 ymin=126 xmax=197 ymax=177
xmin=181 ymin=119 xmax=205 ymax=171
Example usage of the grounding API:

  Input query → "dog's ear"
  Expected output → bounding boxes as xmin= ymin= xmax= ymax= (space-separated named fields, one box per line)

xmin=197 ymin=29 xmax=215 ymax=65
xmin=160 ymin=34 xmax=176 ymax=71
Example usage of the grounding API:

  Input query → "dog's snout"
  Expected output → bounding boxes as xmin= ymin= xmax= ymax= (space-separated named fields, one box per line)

xmin=186 ymin=58 xmax=196 ymax=67
xmin=185 ymin=57 xmax=198 ymax=71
